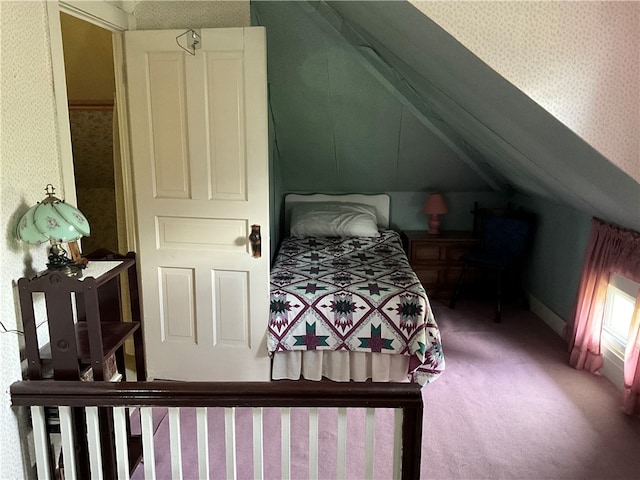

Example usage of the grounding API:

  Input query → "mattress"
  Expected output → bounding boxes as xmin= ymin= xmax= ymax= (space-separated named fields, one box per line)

xmin=268 ymin=230 xmax=445 ymax=385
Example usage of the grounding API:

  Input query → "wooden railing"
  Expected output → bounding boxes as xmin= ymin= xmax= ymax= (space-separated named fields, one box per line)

xmin=11 ymin=380 xmax=423 ymax=480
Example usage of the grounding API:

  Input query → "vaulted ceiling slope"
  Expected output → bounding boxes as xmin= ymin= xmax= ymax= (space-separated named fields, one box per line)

xmin=254 ymin=1 xmax=494 ymax=195
xmin=253 ymin=1 xmax=639 ymax=231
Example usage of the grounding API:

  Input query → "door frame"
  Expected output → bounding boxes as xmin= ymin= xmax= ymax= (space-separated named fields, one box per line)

xmin=47 ymin=0 xmax=137 ymax=251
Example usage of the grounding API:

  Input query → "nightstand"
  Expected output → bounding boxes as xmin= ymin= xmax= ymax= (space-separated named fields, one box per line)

xmin=401 ymin=230 xmax=478 ymax=300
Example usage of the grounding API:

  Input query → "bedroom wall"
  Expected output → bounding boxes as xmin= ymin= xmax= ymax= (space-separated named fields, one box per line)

xmin=132 ymin=0 xmax=249 ymax=29
xmin=516 ymin=194 xmax=591 ymax=324
xmin=0 ymin=2 xmax=62 ymax=478
xmin=60 ymin=12 xmax=114 ymax=103
xmin=413 ymin=0 xmax=640 ymax=184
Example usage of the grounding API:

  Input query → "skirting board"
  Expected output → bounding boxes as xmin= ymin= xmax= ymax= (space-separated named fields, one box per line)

xmin=527 ymin=293 xmax=566 ymax=338
xmin=527 ymin=292 xmax=624 ymax=391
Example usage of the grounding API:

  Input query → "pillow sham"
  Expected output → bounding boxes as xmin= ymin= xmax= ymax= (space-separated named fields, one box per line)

xmin=289 ymin=202 xmax=380 ymax=238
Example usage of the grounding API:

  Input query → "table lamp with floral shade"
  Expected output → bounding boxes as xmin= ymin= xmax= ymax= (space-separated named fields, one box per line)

xmin=16 ymin=184 xmax=90 ymax=277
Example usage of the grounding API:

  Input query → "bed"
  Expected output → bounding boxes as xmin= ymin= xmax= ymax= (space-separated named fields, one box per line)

xmin=268 ymin=194 xmax=445 ymax=385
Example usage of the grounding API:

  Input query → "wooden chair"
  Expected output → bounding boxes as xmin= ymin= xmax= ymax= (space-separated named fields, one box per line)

xmin=449 ymin=204 xmax=536 ymax=322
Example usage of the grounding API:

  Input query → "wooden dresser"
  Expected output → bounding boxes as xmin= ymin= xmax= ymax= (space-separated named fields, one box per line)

xmin=401 ymin=230 xmax=477 ymax=300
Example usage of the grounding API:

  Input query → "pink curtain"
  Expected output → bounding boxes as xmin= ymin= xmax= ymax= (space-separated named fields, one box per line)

xmin=565 ymin=218 xmax=640 ymax=415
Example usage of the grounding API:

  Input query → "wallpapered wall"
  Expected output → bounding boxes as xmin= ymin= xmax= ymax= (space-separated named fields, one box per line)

xmin=0 ymin=2 xmax=250 ymax=478
xmin=61 ymin=12 xmax=115 ymax=103
xmin=0 ymin=2 xmax=62 ymax=478
xmin=133 ymin=0 xmax=250 ymax=29
xmin=412 ymin=0 xmax=640 ymax=183
xmin=69 ymin=109 xmax=119 ymax=255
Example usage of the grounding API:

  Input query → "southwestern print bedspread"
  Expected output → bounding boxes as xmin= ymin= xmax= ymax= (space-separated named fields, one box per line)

xmin=268 ymin=230 xmax=445 ymax=385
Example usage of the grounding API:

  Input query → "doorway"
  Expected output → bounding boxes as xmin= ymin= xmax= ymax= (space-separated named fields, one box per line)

xmin=60 ymin=12 xmax=122 ymax=256
xmin=51 ymin=3 xmax=138 ymax=369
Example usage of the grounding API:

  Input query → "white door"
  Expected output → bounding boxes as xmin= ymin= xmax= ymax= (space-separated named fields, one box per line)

xmin=125 ymin=28 xmax=270 ymax=381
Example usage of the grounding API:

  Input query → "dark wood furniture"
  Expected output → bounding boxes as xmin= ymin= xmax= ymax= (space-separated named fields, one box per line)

xmin=401 ymin=230 xmax=477 ymax=300
xmin=17 ymin=251 xmax=146 ymax=478
xmin=449 ymin=206 xmax=536 ymax=322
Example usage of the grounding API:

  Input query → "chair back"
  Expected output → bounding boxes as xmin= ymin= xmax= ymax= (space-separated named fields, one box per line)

xmin=482 ymin=215 xmax=533 ymax=260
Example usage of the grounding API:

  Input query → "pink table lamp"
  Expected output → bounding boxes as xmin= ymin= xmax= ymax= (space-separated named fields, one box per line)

xmin=422 ymin=193 xmax=448 ymax=235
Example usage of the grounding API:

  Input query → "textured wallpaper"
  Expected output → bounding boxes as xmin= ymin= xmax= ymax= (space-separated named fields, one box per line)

xmin=61 ymin=12 xmax=115 ymax=103
xmin=412 ymin=0 xmax=640 ymax=182
xmin=133 ymin=0 xmax=250 ymax=29
xmin=0 ymin=1 xmax=63 ymax=478
xmin=69 ymin=109 xmax=120 ymax=255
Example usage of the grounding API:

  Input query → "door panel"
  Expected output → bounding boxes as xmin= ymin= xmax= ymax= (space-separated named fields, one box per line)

xmin=205 ymin=52 xmax=247 ymax=200
xmin=125 ymin=27 xmax=270 ymax=381
xmin=160 ymin=267 xmax=196 ymax=342
xmin=214 ymin=270 xmax=250 ymax=346
xmin=147 ymin=52 xmax=191 ymax=199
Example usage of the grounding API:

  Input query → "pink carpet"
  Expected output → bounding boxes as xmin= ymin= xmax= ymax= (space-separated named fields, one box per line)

xmin=131 ymin=300 xmax=640 ymax=479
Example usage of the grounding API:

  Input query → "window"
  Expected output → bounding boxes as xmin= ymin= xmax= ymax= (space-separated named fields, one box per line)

xmin=602 ymin=273 xmax=639 ymax=359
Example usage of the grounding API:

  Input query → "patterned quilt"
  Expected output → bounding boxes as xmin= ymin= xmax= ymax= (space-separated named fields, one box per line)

xmin=268 ymin=230 xmax=445 ymax=385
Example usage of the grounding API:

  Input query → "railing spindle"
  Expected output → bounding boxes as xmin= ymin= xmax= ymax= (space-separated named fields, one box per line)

xmin=113 ymin=406 xmax=130 ymax=480
xmin=281 ymin=407 xmax=291 ymax=480
xmin=364 ymin=408 xmax=376 ymax=479
xmin=336 ymin=408 xmax=347 ymax=479
xmin=59 ymin=406 xmax=78 ymax=480
xmin=225 ymin=407 xmax=237 ymax=480
xmin=168 ymin=407 xmax=183 ymax=480
xmin=141 ymin=407 xmax=157 ymax=480
xmin=85 ymin=406 xmax=104 ymax=479
xmin=309 ymin=407 xmax=319 ymax=480
xmin=392 ymin=408 xmax=403 ymax=480
xmin=196 ymin=407 xmax=210 ymax=479
xmin=30 ymin=406 xmax=51 ymax=480
xmin=253 ymin=407 xmax=264 ymax=480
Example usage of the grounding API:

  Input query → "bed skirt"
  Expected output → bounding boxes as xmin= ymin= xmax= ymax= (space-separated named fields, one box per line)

xmin=271 ymin=351 xmax=410 ymax=382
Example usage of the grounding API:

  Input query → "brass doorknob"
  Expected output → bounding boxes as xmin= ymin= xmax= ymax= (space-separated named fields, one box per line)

xmin=249 ymin=225 xmax=261 ymax=258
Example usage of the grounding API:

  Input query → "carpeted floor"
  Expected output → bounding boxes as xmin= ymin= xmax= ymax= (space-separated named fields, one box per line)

xmin=132 ymin=299 xmax=640 ymax=479
xmin=423 ymin=299 xmax=640 ymax=480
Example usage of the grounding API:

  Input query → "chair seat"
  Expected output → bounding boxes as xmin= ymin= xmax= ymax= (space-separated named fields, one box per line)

xmin=461 ymin=252 xmax=516 ymax=268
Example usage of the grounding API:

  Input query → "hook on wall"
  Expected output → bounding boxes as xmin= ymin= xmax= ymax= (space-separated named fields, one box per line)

xmin=176 ymin=29 xmax=201 ymax=55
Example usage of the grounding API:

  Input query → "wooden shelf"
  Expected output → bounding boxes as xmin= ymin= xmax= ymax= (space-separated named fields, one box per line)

xmin=18 ymin=251 xmax=146 ymax=477
xmin=39 ymin=322 xmax=140 ymax=363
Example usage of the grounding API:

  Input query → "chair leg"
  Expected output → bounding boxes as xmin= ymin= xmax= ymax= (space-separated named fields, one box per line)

xmin=495 ymin=271 xmax=502 ymax=323
xmin=449 ymin=264 xmax=468 ymax=309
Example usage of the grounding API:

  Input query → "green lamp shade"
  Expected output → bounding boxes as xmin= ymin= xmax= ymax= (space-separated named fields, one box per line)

xmin=17 ymin=188 xmax=90 ymax=244
xmin=16 ymin=205 xmax=49 ymax=244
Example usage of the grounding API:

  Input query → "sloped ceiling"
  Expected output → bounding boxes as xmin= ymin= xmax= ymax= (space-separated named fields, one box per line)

xmin=411 ymin=0 xmax=639 ymax=183
xmin=254 ymin=1 xmax=497 ymax=194
xmin=254 ymin=0 xmax=639 ymax=231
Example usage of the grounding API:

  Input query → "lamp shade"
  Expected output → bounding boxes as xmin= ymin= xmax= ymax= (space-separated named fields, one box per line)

xmin=17 ymin=185 xmax=90 ymax=244
xmin=422 ymin=193 xmax=448 ymax=215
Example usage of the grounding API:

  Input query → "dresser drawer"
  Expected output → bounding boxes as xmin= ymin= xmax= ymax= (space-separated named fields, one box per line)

xmin=402 ymin=230 xmax=477 ymax=299
xmin=412 ymin=243 xmax=441 ymax=262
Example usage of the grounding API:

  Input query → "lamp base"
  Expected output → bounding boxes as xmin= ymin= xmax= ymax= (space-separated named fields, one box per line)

xmin=428 ymin=214 xmax=441 ymax=235
xmin=47 ymin=243 xmax=84 ymax=278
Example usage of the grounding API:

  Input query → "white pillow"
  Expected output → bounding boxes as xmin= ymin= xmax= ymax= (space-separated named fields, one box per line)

xmin=289 ymin=202 xmax=380 ymax=238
